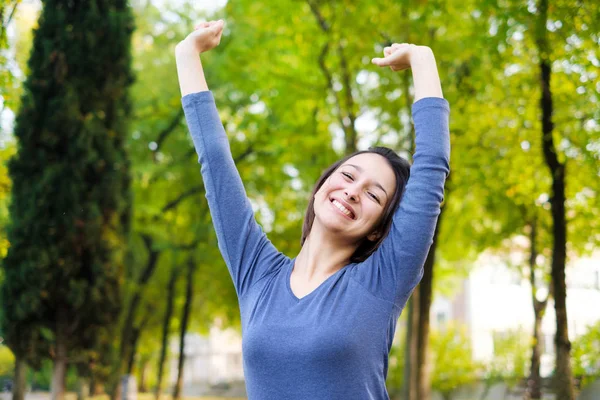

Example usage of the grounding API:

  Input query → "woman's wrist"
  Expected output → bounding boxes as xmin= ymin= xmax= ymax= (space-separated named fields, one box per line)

xmin=175 ymin=39 xmax=208 ymax=97
xmin=175 ymin=39 xmax=198 ymax=58
xmin=409 ymin=46 xmax=436 ymax=69
xmin=409 ymin=47 xmax=443 ymax=101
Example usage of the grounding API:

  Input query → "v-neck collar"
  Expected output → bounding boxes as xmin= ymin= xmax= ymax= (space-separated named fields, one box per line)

xmin=285 ymin=258 xmax=352 ymax=302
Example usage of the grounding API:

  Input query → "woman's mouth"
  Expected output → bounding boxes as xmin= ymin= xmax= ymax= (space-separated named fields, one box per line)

xmin=331 ymin=199 xmax=355 ymax=219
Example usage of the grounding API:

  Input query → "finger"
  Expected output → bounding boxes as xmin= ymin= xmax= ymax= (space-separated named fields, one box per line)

xmin=392 ymin=43 xmax=409 ymax=48
xmin=371 ymin=57 xmax=392 ymax=66
xmin=384 ymin=47 xmax=392 ymax=56
xmin=195 ymin=22 xmax=210 ymax=30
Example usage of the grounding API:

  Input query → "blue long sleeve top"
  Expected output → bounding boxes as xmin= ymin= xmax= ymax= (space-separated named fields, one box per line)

xmin=181 ymin=90 xmax=450 ymax=400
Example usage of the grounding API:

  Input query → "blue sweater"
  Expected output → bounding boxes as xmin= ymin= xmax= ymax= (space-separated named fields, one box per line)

xmin=181 ymin=91 xmax=450 ymax=400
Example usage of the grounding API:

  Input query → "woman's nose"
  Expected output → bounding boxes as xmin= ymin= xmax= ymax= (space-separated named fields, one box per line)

xmin=344 ymin=187 xmax=359 ymax=202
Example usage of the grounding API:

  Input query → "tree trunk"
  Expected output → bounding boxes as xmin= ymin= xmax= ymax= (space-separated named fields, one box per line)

xmin=51 ymin=337 xmax=67 ymax=400
xmin=528 ymin=312 xmax=545 ymax=399
xmin=12 ymin=356 xmax=26 ymax=400
xmin=526 ymin=220 xmax=549 ymax=400
xmin=138 ymin=359 xmax=149 ymax=393
xmin=173 ymin=259 xmax=196 ymax=400
xmin=120 ymin=238 xmax=160 ymax=366
xmin=403 ymin=292 xmax=419 ymax=400
xmin=126 ymin=326 xmax=142 ymax=375
xmin=404 ymin=200 xmax=445 ymax=400
xmin=89 ymin=376 xmax=97 ymax=397
xmin=156 ymin=266 xmax=179 ymax=400
xmin=416 ymin=211 xmax=443 ymax=400
xmin=535 ymin=0 xmax=574 ymax=399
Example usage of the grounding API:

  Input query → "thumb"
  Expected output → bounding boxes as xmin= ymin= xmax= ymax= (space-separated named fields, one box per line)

xmin=371 ymin=57 xmax=391 ymax=66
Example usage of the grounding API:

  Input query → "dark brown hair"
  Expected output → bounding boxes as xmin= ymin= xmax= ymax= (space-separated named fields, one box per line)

xmin=301 ymin=146 xmax=411 ymax=263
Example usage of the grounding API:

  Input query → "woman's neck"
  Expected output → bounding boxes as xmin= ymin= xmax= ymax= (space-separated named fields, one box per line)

xmin=294 ymin=223 xmax=357 ymax=280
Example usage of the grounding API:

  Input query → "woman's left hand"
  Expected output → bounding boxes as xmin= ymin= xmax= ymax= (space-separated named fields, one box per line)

xmin=371 ymin=43 xmax=418 ymax=71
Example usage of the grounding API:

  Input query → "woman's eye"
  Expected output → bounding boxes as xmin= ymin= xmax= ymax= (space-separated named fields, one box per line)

xmin=342 ymin=172 xmax=353 ymax=181
xmin=368 ymin=192 xmax=380 ymax=203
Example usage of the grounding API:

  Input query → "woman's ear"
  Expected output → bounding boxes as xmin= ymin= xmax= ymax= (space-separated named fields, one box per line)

xmin=367 ymin=231 xmax=381 ymax=242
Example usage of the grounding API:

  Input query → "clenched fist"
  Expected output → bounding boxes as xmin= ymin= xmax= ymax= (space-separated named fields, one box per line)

xmin=372 ymin=43 xmax=432 ymax=72
xmin=176 ymin=19 xmax=225 ymax=55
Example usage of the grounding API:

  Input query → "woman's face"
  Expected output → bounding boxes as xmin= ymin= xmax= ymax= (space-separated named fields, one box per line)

xmin=313 ymin=153 xmax=397 ymax=243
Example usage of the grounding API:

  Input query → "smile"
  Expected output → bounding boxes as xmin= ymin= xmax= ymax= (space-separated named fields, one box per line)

xmin=331 ymin=199 xmax=355 ymax=219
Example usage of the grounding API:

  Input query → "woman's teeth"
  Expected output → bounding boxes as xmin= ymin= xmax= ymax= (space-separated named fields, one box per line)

xmin=332 ymin=199 xmax=354 ymax=219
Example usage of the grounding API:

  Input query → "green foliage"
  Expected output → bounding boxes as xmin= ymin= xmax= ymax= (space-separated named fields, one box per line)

xmin=572 ymin=321 xmax=600 ymax=387
xmin=483 ymin=328 xmax=530 ymax=387
xmin=430 ymin=324 xmax=481 ymax=398
xmin=0 ymin=345 xmax=14 ymax=376
xmin=385 ymin=330 xmax=405 ymax=396
xmin=0 ymin=0 xmax=22 ymax=113
xmin=24 ymin=358 xmax=78 ymax=391
xmin=0 ymin=144 xmax=15 ymax=260
xmin=28 ymin=358 xmax=51 ymax=390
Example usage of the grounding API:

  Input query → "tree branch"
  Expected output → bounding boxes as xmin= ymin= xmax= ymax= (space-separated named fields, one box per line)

xmin=161 ymin=185 xmax=205 ymax=213
xmin=337 ymin=43 xmax=357 ymax=153
xmin=154 ymin=109 xmax=184 ymax=152
xmin=306 ymin=0 xmax=330 ymax=32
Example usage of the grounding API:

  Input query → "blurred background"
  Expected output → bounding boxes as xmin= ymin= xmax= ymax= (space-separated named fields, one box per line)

xmin=0 ymin=0 xmax=599 ymax=400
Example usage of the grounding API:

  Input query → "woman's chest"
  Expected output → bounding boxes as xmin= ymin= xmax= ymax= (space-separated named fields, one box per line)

xmin=239 ymin=269 xmax=394 ymax=362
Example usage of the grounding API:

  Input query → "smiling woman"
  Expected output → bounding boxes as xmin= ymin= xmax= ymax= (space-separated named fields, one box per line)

xmin=175 ymin=19 xmax=449 ymax=400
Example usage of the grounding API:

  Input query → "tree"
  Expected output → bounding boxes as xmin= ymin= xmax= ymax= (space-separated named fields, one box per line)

xmin=1 ymin=1 xmax=134 ymax=400
xmin=535 ymin=0 xmax=572 ymax=397
xmin=530 ymin=0 xmax=600 ymax=397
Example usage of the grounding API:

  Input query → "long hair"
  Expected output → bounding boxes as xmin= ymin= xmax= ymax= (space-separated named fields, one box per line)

xmin=301 ymin=147 xmax=411 ymax=263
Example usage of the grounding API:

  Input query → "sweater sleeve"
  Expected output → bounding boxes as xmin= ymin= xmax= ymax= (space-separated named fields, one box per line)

xmin=350 ymin=97 xmax=450 ymax=308
xmin=181 ymin=91 xmax=283 ymax=298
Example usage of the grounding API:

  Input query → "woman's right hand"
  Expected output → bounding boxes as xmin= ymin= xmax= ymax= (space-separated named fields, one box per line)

xmin=176 ymin=19 xmax=225 ymax=55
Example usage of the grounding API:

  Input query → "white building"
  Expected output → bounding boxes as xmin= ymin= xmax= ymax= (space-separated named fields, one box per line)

xmin=168 ymin=325 xmax=244 ymax=388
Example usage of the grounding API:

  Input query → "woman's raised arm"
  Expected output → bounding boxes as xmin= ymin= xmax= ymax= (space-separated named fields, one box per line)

xmin=352 ymin=45 xmax=450 ymax=307
xmin=175 ymin=21 xmax=284 ymax=298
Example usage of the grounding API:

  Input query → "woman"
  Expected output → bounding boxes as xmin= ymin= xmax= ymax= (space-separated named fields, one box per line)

xmin=175 ymin=19 xmax=449 ymax=400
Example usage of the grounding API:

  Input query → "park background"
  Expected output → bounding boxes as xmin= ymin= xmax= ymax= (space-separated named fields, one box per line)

xmin=0 ymin=0 xmax=599 ymax=399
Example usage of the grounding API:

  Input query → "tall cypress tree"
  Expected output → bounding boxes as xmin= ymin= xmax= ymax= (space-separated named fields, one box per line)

xmin=1 ymin=1 xmax=134 ymax=399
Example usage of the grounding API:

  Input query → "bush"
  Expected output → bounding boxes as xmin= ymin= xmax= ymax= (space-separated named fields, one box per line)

xmin=572 ymin=321 xmax=600 ymax=388
xmin=0 ymin=345 xmax=15 ymax=377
